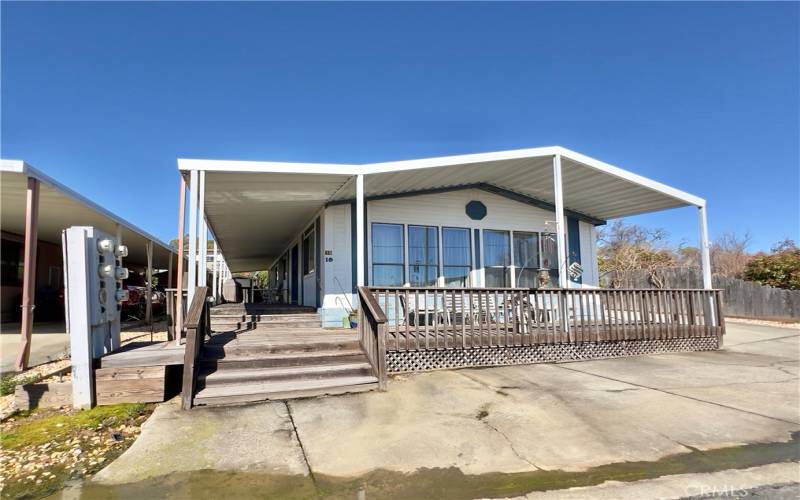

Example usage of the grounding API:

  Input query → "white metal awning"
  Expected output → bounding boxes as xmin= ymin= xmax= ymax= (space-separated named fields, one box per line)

xmin=1 ymin=160 xmax=176 ymax=269
xmin=179 ymin=146 xmax=705 ymax=272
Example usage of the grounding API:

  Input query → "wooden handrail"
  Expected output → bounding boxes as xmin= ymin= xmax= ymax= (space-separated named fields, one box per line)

xmin=185 ymin=287 xmax=208 ymax=329
xmin=359 ymin=286 xmax=388 ymax=323
xmin=181 ymin=286 xmax=209 ymax=410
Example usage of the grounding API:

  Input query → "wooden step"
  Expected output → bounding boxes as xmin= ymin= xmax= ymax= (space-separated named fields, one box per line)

xmin=198 ymin=362 xmax=374 ymax=387
xmin=193 ymin=376 xmax=379 ymax=406
xmin=202 ymin=340 xmax=361 ymax=357
xmin=199 ymin=349 xmax=367 ymax=369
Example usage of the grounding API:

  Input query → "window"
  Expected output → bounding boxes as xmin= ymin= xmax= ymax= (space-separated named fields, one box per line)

xmin=513 ymin=232 xmax=540 ymax=288
xmin=442 ymin=227 xmax=471 ymax=287
xmin=372 ymin=223 xmax=404 ymax=286
xmin=541 ymin=233 xmax=560 ymax=286
xmin=1 ymin=239 xmax=23 ymax=287
xmin=408 ymin=225 xmax=438 ymax=286
xmin=302 ymin=228 xmax=315 ymax=275
xmin=483 ymin=230 xmax=511 ymax=287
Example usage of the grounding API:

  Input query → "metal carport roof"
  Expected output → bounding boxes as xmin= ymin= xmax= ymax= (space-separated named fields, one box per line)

xmin=1 ymin=159 xmax=177 ymax=269
xmin=178 ymin=146 xmax=705 ymax=272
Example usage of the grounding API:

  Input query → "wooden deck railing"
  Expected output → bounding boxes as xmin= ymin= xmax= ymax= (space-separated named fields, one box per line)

xmin=357 ymin=286 xmax=388 ymax=390
xmin=365 ymin=287 xmax=725 ymax=352
xmin=181 ymin=286 xmax=210 ymax=409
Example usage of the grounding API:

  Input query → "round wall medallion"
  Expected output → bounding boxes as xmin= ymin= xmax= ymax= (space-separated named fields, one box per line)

xmin=466 ymin=201 xmax=487 ymax=220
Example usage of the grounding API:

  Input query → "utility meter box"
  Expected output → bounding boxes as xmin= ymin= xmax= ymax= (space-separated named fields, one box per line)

xmin=62 ymin=226 xmax=128 ymax=408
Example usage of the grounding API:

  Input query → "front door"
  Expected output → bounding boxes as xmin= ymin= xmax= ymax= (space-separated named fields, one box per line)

xmin=290 ymin=245 xmax=299 ymax=304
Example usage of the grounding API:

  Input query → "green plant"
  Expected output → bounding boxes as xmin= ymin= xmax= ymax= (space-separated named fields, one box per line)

xmin=0 ymin=372 xmax=39 ymax=396
xmin=743 ymin=240 xmax=800 ymax=290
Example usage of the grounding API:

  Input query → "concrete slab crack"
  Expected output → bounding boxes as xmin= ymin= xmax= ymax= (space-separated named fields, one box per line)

xmin=554 ymin=365 xmax=800 ymax=426
xmin=285 ymin=401 xmax=318 ymax=490
xmin=478 ymin=410 xmax=544 ymax=471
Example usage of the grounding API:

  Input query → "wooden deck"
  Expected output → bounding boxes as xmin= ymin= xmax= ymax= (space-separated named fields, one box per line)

xmin=98 ymin=341 xmax=185 ymax=368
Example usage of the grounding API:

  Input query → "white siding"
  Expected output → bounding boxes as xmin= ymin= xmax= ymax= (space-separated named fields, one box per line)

xmin=321 ymin=204 xmax=354 ymax=310
xmin=579 ymin=221 xmax=600 ymax=286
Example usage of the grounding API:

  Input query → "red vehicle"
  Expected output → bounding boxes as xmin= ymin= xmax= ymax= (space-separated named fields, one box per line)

xmin=120 ymin=285 xmax=165 ymax=321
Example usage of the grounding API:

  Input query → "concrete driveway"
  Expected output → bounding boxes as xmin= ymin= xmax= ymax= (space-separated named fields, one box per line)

xmin=95 ymin=321 xmax=799 ymax=496
xmin=0 ymin=322 xmax=69 ymax=372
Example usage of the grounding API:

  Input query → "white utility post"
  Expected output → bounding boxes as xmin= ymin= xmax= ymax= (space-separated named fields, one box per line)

xmin=552 ymin=154 xmax=569 ymax=289
xmin=187 ymin=170 xmax=199 ymax=305
xmin=212 ymin=241 xmax=218 ymax=303
xmin=356 ymin=174 xmax=365 ymax=287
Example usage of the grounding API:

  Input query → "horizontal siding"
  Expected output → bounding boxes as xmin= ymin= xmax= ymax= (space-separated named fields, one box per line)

xmin=368 ymin=188 xmax=555 ymax=232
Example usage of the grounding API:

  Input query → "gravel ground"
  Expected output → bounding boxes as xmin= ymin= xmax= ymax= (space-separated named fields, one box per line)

xmin=682 ymin=482 xmax=800 ymax=499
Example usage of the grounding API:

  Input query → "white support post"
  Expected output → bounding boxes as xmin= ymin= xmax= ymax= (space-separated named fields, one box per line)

xmin=356 ymin=174 xmax=365 ymax=287
xmin=198 ymin=171 xmax=207 ymax=287
xmin=187 ymin=170 xmax=199 ymax=304
xmin=698 ymin=205 xmax=712 ymax=289
xmin=212 ymin=242 xmax=218 ymax=303
xmin=145 ymin=240 xmax=153 ymax=325
xmin=552 ymin=154 xmax=569 ymax=289
xmin=698 ymin=204 xmax=717 ymax=327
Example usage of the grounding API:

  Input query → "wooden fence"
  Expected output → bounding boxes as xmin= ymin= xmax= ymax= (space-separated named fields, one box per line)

xmin=363 ymin=287 xmax=724 ymax=355
xmin=602 ymin=268 xmax=800 ymax=321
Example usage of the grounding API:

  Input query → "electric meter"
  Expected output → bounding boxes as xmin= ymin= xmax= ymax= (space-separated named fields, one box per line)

xmin=98 ymin=264 xmax=114 ymax=279
xmin=114 ymin=267 xmax=129 ymax=280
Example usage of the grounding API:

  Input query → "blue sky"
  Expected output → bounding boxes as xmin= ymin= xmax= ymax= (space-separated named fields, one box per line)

xmin=2 ymin=2 xmax=798 ymax=252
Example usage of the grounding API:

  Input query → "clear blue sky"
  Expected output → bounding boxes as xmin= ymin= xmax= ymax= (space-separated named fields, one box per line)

xmin=2 ymin=2 xmax=798 ymax=251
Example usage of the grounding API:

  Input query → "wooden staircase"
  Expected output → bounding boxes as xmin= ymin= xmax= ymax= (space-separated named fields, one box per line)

xmin=192 ymin=304 xmax=378 ymax=407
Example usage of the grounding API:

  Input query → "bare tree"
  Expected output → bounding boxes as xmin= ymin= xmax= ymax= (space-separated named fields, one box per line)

xmin=710 ymin=231 xmax=752 ymax=278
xmin=598 ymin=220 xmax=677 ymax=288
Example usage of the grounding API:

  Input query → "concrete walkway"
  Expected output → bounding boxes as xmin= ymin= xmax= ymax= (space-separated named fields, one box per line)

xmin=95 ymin=322 xmax=800 ymax=495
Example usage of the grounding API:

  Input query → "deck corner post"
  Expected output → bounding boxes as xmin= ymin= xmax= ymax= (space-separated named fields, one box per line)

xmin=377 ymin=321 xmax=388 ymax=391
xmin=15 ymin=176 xmax=40 ymax=372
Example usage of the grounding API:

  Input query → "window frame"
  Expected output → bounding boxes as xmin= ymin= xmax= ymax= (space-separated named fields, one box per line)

xmin=371 ymin=222 xmax=405 ymax=286
xmin=407 ymin=224 xmax=439 ymax=287
xmin=512 ymin=231 xmax=540 ymax=289
xmin=302 ymin=226 xmax=315 ymax=276
xmin=441 ymin=226 xmax=472 ymax=287
xmin=482 ymin=229 xmax=512 ymax=288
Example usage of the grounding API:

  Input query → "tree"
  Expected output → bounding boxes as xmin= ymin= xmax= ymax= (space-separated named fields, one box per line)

xmin=598 ymin=220 xmax=677 ymax=288
xmin=710 ymin=232 xmax=752 ymax=278
xmin=743 ymin=239 xmax=800 ymax=290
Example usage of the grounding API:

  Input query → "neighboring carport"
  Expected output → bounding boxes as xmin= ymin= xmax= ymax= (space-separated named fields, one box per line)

xmin=1 ymin=159 xmax=178 ymax=370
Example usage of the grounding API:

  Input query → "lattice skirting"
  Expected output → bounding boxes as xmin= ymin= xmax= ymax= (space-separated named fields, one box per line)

xmin=386 ymin=336 xmax=721 ymax=373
